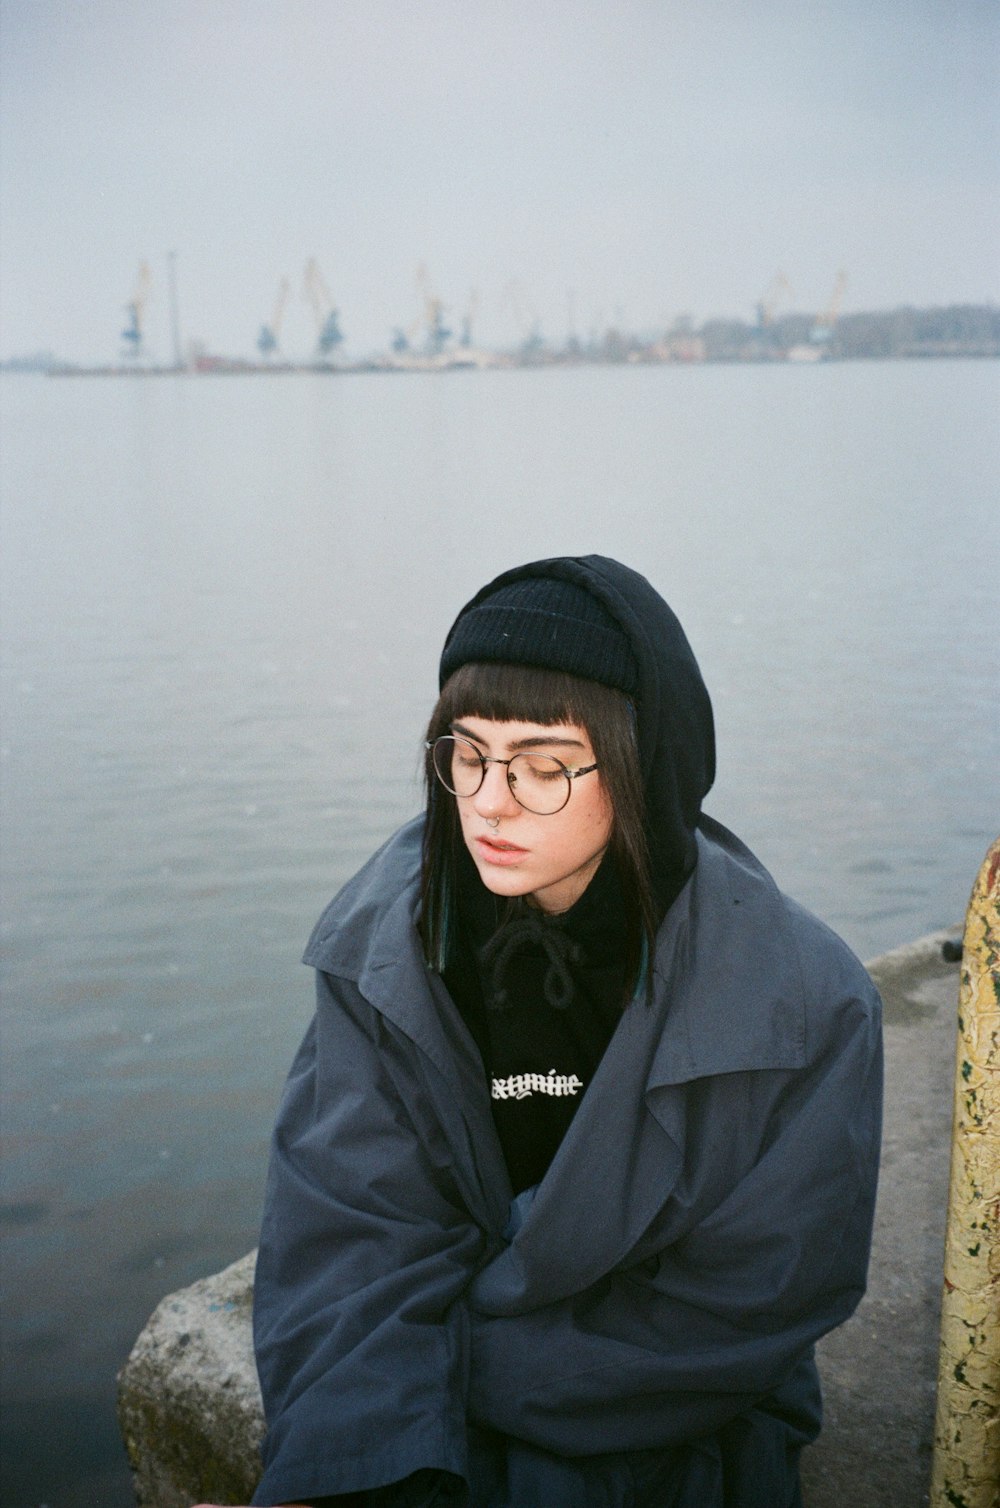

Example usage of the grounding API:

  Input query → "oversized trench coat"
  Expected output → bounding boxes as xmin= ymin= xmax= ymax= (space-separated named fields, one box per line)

xmin=251 ymin=815 xmax=883 ymax=1506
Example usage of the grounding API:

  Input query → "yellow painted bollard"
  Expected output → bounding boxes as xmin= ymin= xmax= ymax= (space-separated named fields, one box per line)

xmin=930 ymin=837 xmax=1000 ymax=1508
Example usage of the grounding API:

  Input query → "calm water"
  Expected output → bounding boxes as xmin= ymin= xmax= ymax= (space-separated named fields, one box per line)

xmin=1 ymin=362 xmax=997 ymax=1506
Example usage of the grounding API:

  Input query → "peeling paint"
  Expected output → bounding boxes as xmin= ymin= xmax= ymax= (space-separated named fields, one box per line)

xmin=930 ymin=836 xmax=1000 ymax=1508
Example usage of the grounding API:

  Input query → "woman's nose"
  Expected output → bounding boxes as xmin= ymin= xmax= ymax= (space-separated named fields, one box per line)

xmin=472 ymin=761 xmax=519 ymax=818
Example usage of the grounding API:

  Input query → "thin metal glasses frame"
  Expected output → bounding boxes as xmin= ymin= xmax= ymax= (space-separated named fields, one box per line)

xmin=425 ymin=735 xmax=598 ymax=815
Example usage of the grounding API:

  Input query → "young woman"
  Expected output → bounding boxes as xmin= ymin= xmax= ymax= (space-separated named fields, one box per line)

xmin=217 ymin=556 xmax=883 ymax=1507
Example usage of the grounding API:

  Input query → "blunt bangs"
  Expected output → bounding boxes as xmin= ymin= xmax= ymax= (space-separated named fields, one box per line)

xmin=429 ymin=661 xmax=626 ymax=740
xmin=421 ymin=661 xmax=657 ymax=1005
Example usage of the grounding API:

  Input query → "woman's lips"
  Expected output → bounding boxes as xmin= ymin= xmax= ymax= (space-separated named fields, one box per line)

xmin=474 ymin=835 xmax=529 ymax=866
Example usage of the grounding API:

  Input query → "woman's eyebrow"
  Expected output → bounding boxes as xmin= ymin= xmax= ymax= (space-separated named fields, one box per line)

xmin=451 ymin=721 xmax=586 ymax=751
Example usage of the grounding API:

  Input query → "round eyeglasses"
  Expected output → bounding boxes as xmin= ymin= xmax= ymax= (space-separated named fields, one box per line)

xmin=427 ymin=735 xmax=598 ymax=816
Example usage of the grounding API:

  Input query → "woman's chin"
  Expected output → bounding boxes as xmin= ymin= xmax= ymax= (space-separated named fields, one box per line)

xmin=473 ymin=864 xmax=535 ymax=900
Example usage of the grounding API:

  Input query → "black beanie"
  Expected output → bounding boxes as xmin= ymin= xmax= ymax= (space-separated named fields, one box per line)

xmin=439 ymin=576 xmax=639 ymax=696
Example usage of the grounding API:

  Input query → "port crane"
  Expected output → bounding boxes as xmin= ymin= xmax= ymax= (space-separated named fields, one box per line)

xmin=391 ymin=303 xmax=426 ymax=355
xmin=416 ymin=264 xmax=452 ymax=356
xmin=303 ymin=258 xmax=344 ymax=359
xmin=755 ymin=271 xmax=792 ymax=329
xmin=459 ymin=289 xmax=480 ymax=349
xmin=392 ymin=265 xmax=452 ymax=357
xmin=257 ymin=278 xmax=290 ymax=359
xmin=500 ymin=279 xmax=544 ymax=357
xmin=121 ymin=261 xmax=152 ymax=359
xmin=811 ymin=270 xmax=848 ymax=343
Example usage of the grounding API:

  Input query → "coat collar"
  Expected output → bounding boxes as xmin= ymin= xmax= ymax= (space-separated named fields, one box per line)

xmin=304 ymin=814 xmax=809 ymax=1288
xmin=647 ymin=815 xmax=807 ymax=1086
xmin=304 ymin=814 xmax=806 ymax=1096
xmin=305 ymin=818 xmax=467 ymax=1078
xmin=303 ymin=818 xmax=512 ymax=1235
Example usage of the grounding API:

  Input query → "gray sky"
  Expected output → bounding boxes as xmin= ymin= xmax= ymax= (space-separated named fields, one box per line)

xmin=1 ymin=0 xmax=997 ymax=362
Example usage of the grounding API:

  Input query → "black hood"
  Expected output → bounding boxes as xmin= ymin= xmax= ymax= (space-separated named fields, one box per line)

xmin=439 ymin=554 xmax=716 ymax=914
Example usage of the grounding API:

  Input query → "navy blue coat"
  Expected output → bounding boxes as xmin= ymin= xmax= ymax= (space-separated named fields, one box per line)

xmin=251 ymin=815 xmax=882 ymax=1507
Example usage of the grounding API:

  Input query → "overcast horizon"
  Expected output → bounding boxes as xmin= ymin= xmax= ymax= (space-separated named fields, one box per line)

xmin=1 ymin=0 xmax=997 ymax=365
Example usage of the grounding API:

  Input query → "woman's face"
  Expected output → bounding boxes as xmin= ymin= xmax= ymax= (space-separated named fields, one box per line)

xmin=448 ymin=715 xmax=613 ymax=914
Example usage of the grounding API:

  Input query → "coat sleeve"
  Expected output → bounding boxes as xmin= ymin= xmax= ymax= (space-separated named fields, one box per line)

xmin=251 ymin=970 xmax=487 ymax=1506
xmin=467 ymin=980 xmax=883 ymax=1456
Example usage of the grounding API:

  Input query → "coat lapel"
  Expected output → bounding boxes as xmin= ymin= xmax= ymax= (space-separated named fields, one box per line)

xmin=472 ymin=819 xmax=808 ymax=1312
xmin=306 ymin=819 xmax=512 ymax=1239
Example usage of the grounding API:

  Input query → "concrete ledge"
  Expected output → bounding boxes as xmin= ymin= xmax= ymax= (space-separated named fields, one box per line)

xmin=118 ymin=930 xmax=963 ymax=1507
xmin=800 ymin=929 xmax=961 ymax=1508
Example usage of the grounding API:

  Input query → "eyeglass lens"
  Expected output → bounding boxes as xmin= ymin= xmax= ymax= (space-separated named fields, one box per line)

xmin=431 ymin=736 xmax=572 ymax=815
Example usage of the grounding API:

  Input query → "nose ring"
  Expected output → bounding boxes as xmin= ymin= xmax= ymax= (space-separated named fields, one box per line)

xmin=486 ymin=817 xmax=500 ymax=829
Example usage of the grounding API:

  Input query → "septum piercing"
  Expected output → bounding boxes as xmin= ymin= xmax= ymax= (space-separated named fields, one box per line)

xmin=486 ymin=817 xmax=500 ymax=829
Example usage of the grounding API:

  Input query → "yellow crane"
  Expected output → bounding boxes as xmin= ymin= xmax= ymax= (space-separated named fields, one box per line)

xmin=121 ymin=261 xmax=152 ymax=359
xmin=811 ymin=270 xmax=848 ymax=343
xmin=459 ymin=288 xmax=480 ymax=348
xmin=303 ymin=258 xmax=344 ymax=360
xmin=756 ymin=271 xmax=792 ymax=329
xmin=257 ymin=278 xmax=290 ymax=359
xmin=499 ymin=278 xmax=544 ymax=356
xmin=416 ymin=263 xmax=451 ymax=356
xmin=392 ymin=264 xmax=451 ymax=357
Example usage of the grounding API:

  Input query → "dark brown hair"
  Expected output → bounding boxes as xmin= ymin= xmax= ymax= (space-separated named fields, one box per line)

xmin=420 ymin=661 xmax=657 ymax=1004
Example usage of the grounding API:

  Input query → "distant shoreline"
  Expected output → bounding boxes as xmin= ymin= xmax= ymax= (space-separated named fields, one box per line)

xmin=6 ymin=303 xmax=998 ymax=376
xmin=36 ymin=349 xmax=1000 ymax=377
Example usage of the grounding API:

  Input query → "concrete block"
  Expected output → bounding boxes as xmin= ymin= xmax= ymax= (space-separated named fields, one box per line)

xmin=117 ymin=1250 xmax=263 ymax=1507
